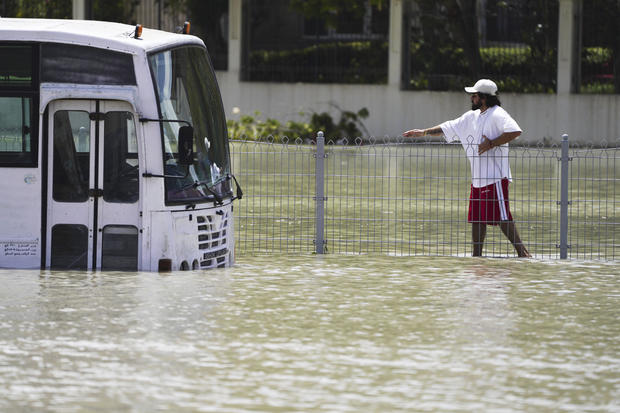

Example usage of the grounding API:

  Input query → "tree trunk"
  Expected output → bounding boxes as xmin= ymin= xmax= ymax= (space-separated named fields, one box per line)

xmin=451 ymin=0 xmax=482 ymax=79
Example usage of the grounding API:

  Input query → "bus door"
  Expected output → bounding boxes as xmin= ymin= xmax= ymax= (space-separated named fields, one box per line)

xmin=46 ymin=100 xmax=140 ymax=271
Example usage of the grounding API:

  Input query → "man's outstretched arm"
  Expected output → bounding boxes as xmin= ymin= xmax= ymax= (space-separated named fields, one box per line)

xmin=403 ymin=125 xmax=443 ymax=138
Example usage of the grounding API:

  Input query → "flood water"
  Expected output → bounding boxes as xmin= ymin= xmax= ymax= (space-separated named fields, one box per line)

xmin=1 ymin=255 xmax=619 ymax=412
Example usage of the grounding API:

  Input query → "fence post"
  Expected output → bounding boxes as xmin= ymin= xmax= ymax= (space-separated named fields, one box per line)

xmin=559 ymin=133 xmax=570 ymax=259
xmin=315 ymin=131 xmax=326 ymax=254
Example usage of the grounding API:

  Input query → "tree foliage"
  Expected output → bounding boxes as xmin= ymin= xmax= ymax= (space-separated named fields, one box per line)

xmin=406 ymin=0 xmax=559 ymax=92
xmin=4 ymin=0 xmax=72 ymax=18
xmin=411 ymin=0 xmax=557 ymax=81
xmin=289 ymin=0 xmax=387 ymax=28
xmin=92 ymin=0 xmax=139 ymax=23
xmin=3 ymin=0 xmax=138 ymax=22
xmin=228 ymin=105 xmax=369 ymax=142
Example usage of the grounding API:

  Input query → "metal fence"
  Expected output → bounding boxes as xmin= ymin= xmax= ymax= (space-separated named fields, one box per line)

xmin=241 ymin=0 xmax=389 ymax=84
xmin=580 ymin=0 xmax=619 ymax=93
xmin=403 ymin=1 xmax=558 ymax=93
xmin=231 ymin=134 xmax=619 ymax=260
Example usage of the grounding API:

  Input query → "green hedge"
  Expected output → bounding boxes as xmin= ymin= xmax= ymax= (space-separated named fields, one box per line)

xmin=246 ymin=40 xmax=388 ymax=83
xmin=247 ymin=41 xmax=615 ymax=93
xmin=228 ymin=106 xmax=370 ymax=142
xmin=581 ymin=47 xmax=615 ymax=93
xmin=409 ymin=44 xmax=556 ymax=93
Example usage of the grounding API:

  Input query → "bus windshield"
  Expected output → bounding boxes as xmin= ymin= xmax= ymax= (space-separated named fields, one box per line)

xmin=149 ymin=45 xmax=230 ymax=203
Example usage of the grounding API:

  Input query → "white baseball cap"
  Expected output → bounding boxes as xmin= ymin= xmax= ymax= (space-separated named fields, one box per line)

xmin=464 ymin=79 xmax=498 ymax=96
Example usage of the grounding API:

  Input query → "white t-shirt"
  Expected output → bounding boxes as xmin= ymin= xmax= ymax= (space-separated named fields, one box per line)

xmin=440 ymin=105 xmax=521 ymax=188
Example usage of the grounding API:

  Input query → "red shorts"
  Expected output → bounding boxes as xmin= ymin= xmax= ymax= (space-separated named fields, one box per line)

xmin=468 ymin=178 xmax=513 ymax=225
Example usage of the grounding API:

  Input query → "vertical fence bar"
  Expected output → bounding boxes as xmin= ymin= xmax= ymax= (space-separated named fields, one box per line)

xmin=559 ymin=134 xmax=570 ymax=259
xmin=315 ymin=131 xmax=326 ymax=254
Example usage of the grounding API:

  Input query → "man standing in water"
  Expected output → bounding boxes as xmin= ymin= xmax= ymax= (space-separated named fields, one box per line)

xmin=403 ymin=79 xmax=531 ymax=258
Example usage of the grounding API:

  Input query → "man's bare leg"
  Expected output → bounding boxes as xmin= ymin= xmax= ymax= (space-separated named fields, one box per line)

xmin=472 ymin=223 xmax=486 ymax=256
xmin=499 ymin=221 xmax=531 ymax=258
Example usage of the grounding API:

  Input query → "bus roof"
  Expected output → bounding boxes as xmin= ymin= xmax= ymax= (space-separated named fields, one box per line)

xmin=0 ymin=18 xmax=204 ymax=55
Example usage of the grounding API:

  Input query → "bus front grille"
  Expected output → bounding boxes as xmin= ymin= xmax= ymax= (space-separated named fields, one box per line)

xmin=197 ymin=210 xmax=231 ymax=269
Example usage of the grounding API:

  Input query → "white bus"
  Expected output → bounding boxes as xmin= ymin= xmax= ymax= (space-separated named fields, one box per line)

xmin=0 ymin=18 xmax=241 ymax=271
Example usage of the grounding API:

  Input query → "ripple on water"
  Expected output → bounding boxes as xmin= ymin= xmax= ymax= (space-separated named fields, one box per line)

xmin=0 ymin=256 xmax=619 ymax=412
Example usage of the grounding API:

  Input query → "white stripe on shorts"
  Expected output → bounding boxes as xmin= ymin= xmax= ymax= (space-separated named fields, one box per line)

xmin=495 ymin=181 xmax=508 ymax=221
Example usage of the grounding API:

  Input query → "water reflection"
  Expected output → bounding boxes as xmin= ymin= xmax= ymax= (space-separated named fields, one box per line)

xmin=1 ymin=256 xmax=619 ymax=412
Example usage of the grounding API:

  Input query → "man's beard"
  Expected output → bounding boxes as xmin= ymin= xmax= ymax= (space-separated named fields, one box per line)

xmin=471 ymin=100 xmax=482 ymax=111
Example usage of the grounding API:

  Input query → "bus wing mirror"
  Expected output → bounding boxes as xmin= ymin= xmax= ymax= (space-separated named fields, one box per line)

xmin=178 ymin=125 xmax=194 ymax=165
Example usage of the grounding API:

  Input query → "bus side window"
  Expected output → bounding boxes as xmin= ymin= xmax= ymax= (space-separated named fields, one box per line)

xmin=0 ymin=44 xmax=37 ymax=167
xmin=0 ymin=96 xmax=35 ymax=166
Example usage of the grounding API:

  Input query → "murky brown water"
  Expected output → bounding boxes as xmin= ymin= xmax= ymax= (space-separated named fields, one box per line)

xmin=1 ymin=255 xmax=619 ymax=412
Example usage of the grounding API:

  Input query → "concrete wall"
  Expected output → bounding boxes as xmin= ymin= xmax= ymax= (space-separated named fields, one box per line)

xmin=216 ymin=72 xmax=620 ymax=145
xmin=214 ymin=0 xmax=619 ymax=145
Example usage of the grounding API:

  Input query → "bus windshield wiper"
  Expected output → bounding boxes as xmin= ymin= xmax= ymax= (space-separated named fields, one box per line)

xmin=175 ymin=179 xmax=223 ymax=205
xmin=142 ymin=165 xmax=190 ymax=179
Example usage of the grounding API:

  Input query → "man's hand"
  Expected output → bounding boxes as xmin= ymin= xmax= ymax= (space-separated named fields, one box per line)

xmin=402 ymin=129 xmax=426 ymax=138
xmin=479 ymin=131 xmax=519 ymax=154
xmin=478 ymin=135 xmax=493 ymax=154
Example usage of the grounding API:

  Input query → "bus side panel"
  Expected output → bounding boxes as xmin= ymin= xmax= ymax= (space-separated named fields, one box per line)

xmin=0 ymin=168 xmax=41 ymax=268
